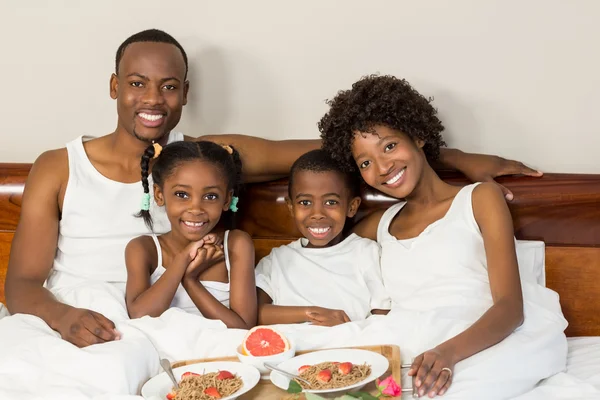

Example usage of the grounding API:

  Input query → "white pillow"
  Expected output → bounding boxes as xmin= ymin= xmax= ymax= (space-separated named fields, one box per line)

xmin=0 ymin=303 xmax=9 ymax=320
xmin=515 ymin=239 xmax=546 ymax=286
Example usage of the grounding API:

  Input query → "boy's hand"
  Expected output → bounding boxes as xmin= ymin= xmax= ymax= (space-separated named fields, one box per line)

xmin=306 ymin=307 xmax=351 ymax=326
xmin=409 ymin=346 xmax=455 ymax=398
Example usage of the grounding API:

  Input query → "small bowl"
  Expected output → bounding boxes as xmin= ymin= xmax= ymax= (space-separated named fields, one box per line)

xmin=236 ymin=342 xmax=296 ymax=379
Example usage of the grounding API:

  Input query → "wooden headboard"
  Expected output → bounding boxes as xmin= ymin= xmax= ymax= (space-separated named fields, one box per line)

xmin=1 ymin=163 xmax=599 ymax=337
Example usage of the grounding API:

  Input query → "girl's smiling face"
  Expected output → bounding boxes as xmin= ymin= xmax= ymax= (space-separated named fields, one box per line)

xmin=352 ymin=125 xmax=426 ymax=199
xmin=154 ymin=159 xmax=231 ymax=241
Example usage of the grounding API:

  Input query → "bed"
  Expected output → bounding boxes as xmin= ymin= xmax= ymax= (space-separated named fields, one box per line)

xmin=1 ymin=163 xmax=599 ymax=398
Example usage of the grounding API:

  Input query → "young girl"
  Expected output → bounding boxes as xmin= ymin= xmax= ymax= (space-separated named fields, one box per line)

xmin=125 ymin=141 xmax=257 ymax=329
xmin=319 ymin=75 xmax=567 ymax=398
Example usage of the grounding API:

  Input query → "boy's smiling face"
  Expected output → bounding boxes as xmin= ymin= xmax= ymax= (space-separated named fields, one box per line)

xmin=286 ymin=170 xmax=361 ymax=248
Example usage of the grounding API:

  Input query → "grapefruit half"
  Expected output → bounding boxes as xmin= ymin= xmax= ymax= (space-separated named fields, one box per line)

xmin=241 ymin=326 xmax=290 ymax=356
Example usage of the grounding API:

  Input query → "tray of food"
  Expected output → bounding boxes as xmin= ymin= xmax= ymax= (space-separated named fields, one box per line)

xmin=141 ymin=327 xmax=402 ymax=400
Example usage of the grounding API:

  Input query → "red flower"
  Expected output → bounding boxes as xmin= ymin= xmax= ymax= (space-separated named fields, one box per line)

xmin=376 ymin=375 xmax=401 ymax=397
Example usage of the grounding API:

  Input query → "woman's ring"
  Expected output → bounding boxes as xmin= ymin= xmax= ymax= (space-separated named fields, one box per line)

xmin=441 ymin=367 xmax=452 ymax=376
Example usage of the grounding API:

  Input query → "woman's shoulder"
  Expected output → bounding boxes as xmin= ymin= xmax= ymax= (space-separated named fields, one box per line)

xmin=471 ymin=182 xmax=511 ymax=224
xmin=351 ymin=209 xmax=388 ymax=240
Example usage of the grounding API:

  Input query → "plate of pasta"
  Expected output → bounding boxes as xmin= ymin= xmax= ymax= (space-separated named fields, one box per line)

xmin=141 ymin=361 xmax=261 ymax=400
xmin=269 ymin=348 xmax=389 ymax=395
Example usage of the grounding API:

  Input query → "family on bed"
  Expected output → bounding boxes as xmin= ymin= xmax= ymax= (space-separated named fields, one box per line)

xmin=2 ymin=29 xmax=567 ymax=399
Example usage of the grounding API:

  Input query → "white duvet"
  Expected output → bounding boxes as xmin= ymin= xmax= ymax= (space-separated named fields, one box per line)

xmin=0 ymin=279 xmax=598 ymax=400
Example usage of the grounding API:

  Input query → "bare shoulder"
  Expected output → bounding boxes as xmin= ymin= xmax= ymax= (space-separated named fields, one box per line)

xmin=22 ymin=148 xmax=69 ymax=208
xmin=227 ymin=229 xmax=254 ymax=249
xmin=125 ymin=236 xmax=157 ymax=268
xmin=351 ymin=209 xmax=387 ymax=240
xmin=472 ymin=182 xmax=506 ymax=207
xmin=29 ymin=148 xmax=69 ymax=184
xmin=472 ymin=182 xmax=511 ymax=222
xmin=226 ymin=229 xmax=255 ymax=267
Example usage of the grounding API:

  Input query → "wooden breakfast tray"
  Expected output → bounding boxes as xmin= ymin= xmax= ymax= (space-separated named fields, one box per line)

xmin=172 ymin=344 xmax=401 ymax=400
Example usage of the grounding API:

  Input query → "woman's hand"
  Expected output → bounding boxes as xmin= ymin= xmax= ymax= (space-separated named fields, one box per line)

xmin=409 ymin=346 xmax=456 ymax=398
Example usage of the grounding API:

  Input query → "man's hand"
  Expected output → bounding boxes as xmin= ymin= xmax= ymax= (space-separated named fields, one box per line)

xmin=456 ymin=152 xmax=542 ymax=201
xmin=54 ymin=307 xmax=119 ymax=347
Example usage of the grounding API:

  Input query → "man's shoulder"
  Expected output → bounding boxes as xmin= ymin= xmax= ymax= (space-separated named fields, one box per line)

xmin=32 ymin=147 xmax=69 ymax=179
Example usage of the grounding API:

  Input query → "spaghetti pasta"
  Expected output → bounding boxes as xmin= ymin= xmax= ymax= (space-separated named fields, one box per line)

xmin=295 ymin=362 xmax=371 ymax=390
xmin=169 ymin=372 xmax=243 ymax=400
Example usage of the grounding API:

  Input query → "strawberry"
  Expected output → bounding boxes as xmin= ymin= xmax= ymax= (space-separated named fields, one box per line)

xmin=217 ymin=370 xmax=234 ymax=380
xmin=204 ymin=387 xmax=222 ymax=398
xmin=166 ymin=392 xmax=176 ymax=400
xmin=298 ymin=365 xmax=311 ymax=374
xmin=181 ymin=371 xmax=200 ymax=378
xmin=317 ymin=369 xmax=332 ymax=383
xmin=338 ymin=362 xmax=353 ymax=375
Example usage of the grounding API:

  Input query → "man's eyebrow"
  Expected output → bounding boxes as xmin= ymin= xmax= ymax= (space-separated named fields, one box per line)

xmin=126 ymin=73 xmax=148 ymax=80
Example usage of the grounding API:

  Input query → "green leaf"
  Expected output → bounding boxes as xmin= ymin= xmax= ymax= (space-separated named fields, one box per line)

xmin=345 ymin=392 xmax=380 ymax=400
xmin=305 ymin=394 xmax=327 ymax=400
xmin=287 ymin=380 xmax=303 ymax=394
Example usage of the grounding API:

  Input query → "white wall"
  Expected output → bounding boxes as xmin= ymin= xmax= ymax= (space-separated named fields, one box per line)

xmin=1 ymin=0 xmax=599 ymax=173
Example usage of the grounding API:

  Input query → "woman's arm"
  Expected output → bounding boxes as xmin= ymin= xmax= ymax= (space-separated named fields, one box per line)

xmin=410 ymin=183 xmax=524 ymax=398
xmin=183 ymin=230 xmax=257 ymax=329
xmin=125 ymin=237 xmax=191 ymax=319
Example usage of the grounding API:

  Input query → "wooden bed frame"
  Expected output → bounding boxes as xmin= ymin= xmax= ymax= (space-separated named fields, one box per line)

xmin=1 ymin=163 xmax=599 ymax=337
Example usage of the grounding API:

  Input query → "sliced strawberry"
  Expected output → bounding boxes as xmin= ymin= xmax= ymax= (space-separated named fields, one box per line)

xmin=298 ymin=365 xmax=311 ymax=374
xmin=217 ymin=370 xmax=234 ymax=380
xmin=204 ymin=387 xmax=222 ymax=398
xmin=166 ymin=392 xmax=177 ymax=400
xmin=181 ymin=371 xmax=200 ymax=378
xmin=317 ymin=369 xmax=332 ymax=383
xmin=338 ymin=362 xmax=353 ymax=375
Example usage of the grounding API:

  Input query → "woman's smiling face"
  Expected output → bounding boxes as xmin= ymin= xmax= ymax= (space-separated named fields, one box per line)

xmin=352 ymin=125 xmax=426 ymax=199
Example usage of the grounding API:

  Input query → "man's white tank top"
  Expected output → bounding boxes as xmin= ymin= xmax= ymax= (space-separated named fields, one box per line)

xmin=46 ymin=132 xmax=184 ymax=289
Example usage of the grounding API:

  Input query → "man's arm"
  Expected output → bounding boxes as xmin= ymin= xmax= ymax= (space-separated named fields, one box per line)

xmin=191 ymin=135 xmax=542 ymax=197
xmin=189 ymin=134 xmax=320 ymax=183
xmin=436 ymin=148 xmax=543 ymax=200
xmin=6 ymin=150 xmax=117 ymax=347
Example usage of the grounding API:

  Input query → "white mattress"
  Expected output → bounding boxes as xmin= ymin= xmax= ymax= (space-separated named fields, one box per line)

xmin=567 ymin=337 xmax=600 ymax=390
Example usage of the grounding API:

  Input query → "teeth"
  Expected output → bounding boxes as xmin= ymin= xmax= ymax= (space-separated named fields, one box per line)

xmin=183 ymin=221 xmax=205 ymax=227
xmin=308 ymin=227 xmax=331 ymax=234
xmin=386 ymin=168 xmax=405 ymax=185
xmin=138 ymin=113 xmax=164 ymax=121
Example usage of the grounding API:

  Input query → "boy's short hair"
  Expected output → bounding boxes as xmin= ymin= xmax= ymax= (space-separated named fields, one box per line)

xmin=115 ymin=29 xmax=188 ymax=79
xmin=288 ymin=149 xmax=360 ymax=198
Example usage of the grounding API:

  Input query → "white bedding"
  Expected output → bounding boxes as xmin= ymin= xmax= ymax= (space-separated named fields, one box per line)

xmin=0 ymin=292 xmax=599 ymax=400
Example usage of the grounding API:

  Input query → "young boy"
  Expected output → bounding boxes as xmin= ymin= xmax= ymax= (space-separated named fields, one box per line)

xmin=255 ymin=149 xmax=391 ymax=327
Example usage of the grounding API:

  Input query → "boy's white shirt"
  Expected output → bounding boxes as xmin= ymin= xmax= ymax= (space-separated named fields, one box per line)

xmin=255 ymin=233 xmax=391 ymax=321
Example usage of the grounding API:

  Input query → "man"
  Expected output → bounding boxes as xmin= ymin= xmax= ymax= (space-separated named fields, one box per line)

xmin=5 ymin=29 xmax=540 ymax=348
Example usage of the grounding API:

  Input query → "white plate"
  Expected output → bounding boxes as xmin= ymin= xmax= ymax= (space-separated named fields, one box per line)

xmin=141 ymin=361 xmax=261 ymax=400
xmin=269 ymin=348 xmax=389 ymax=395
